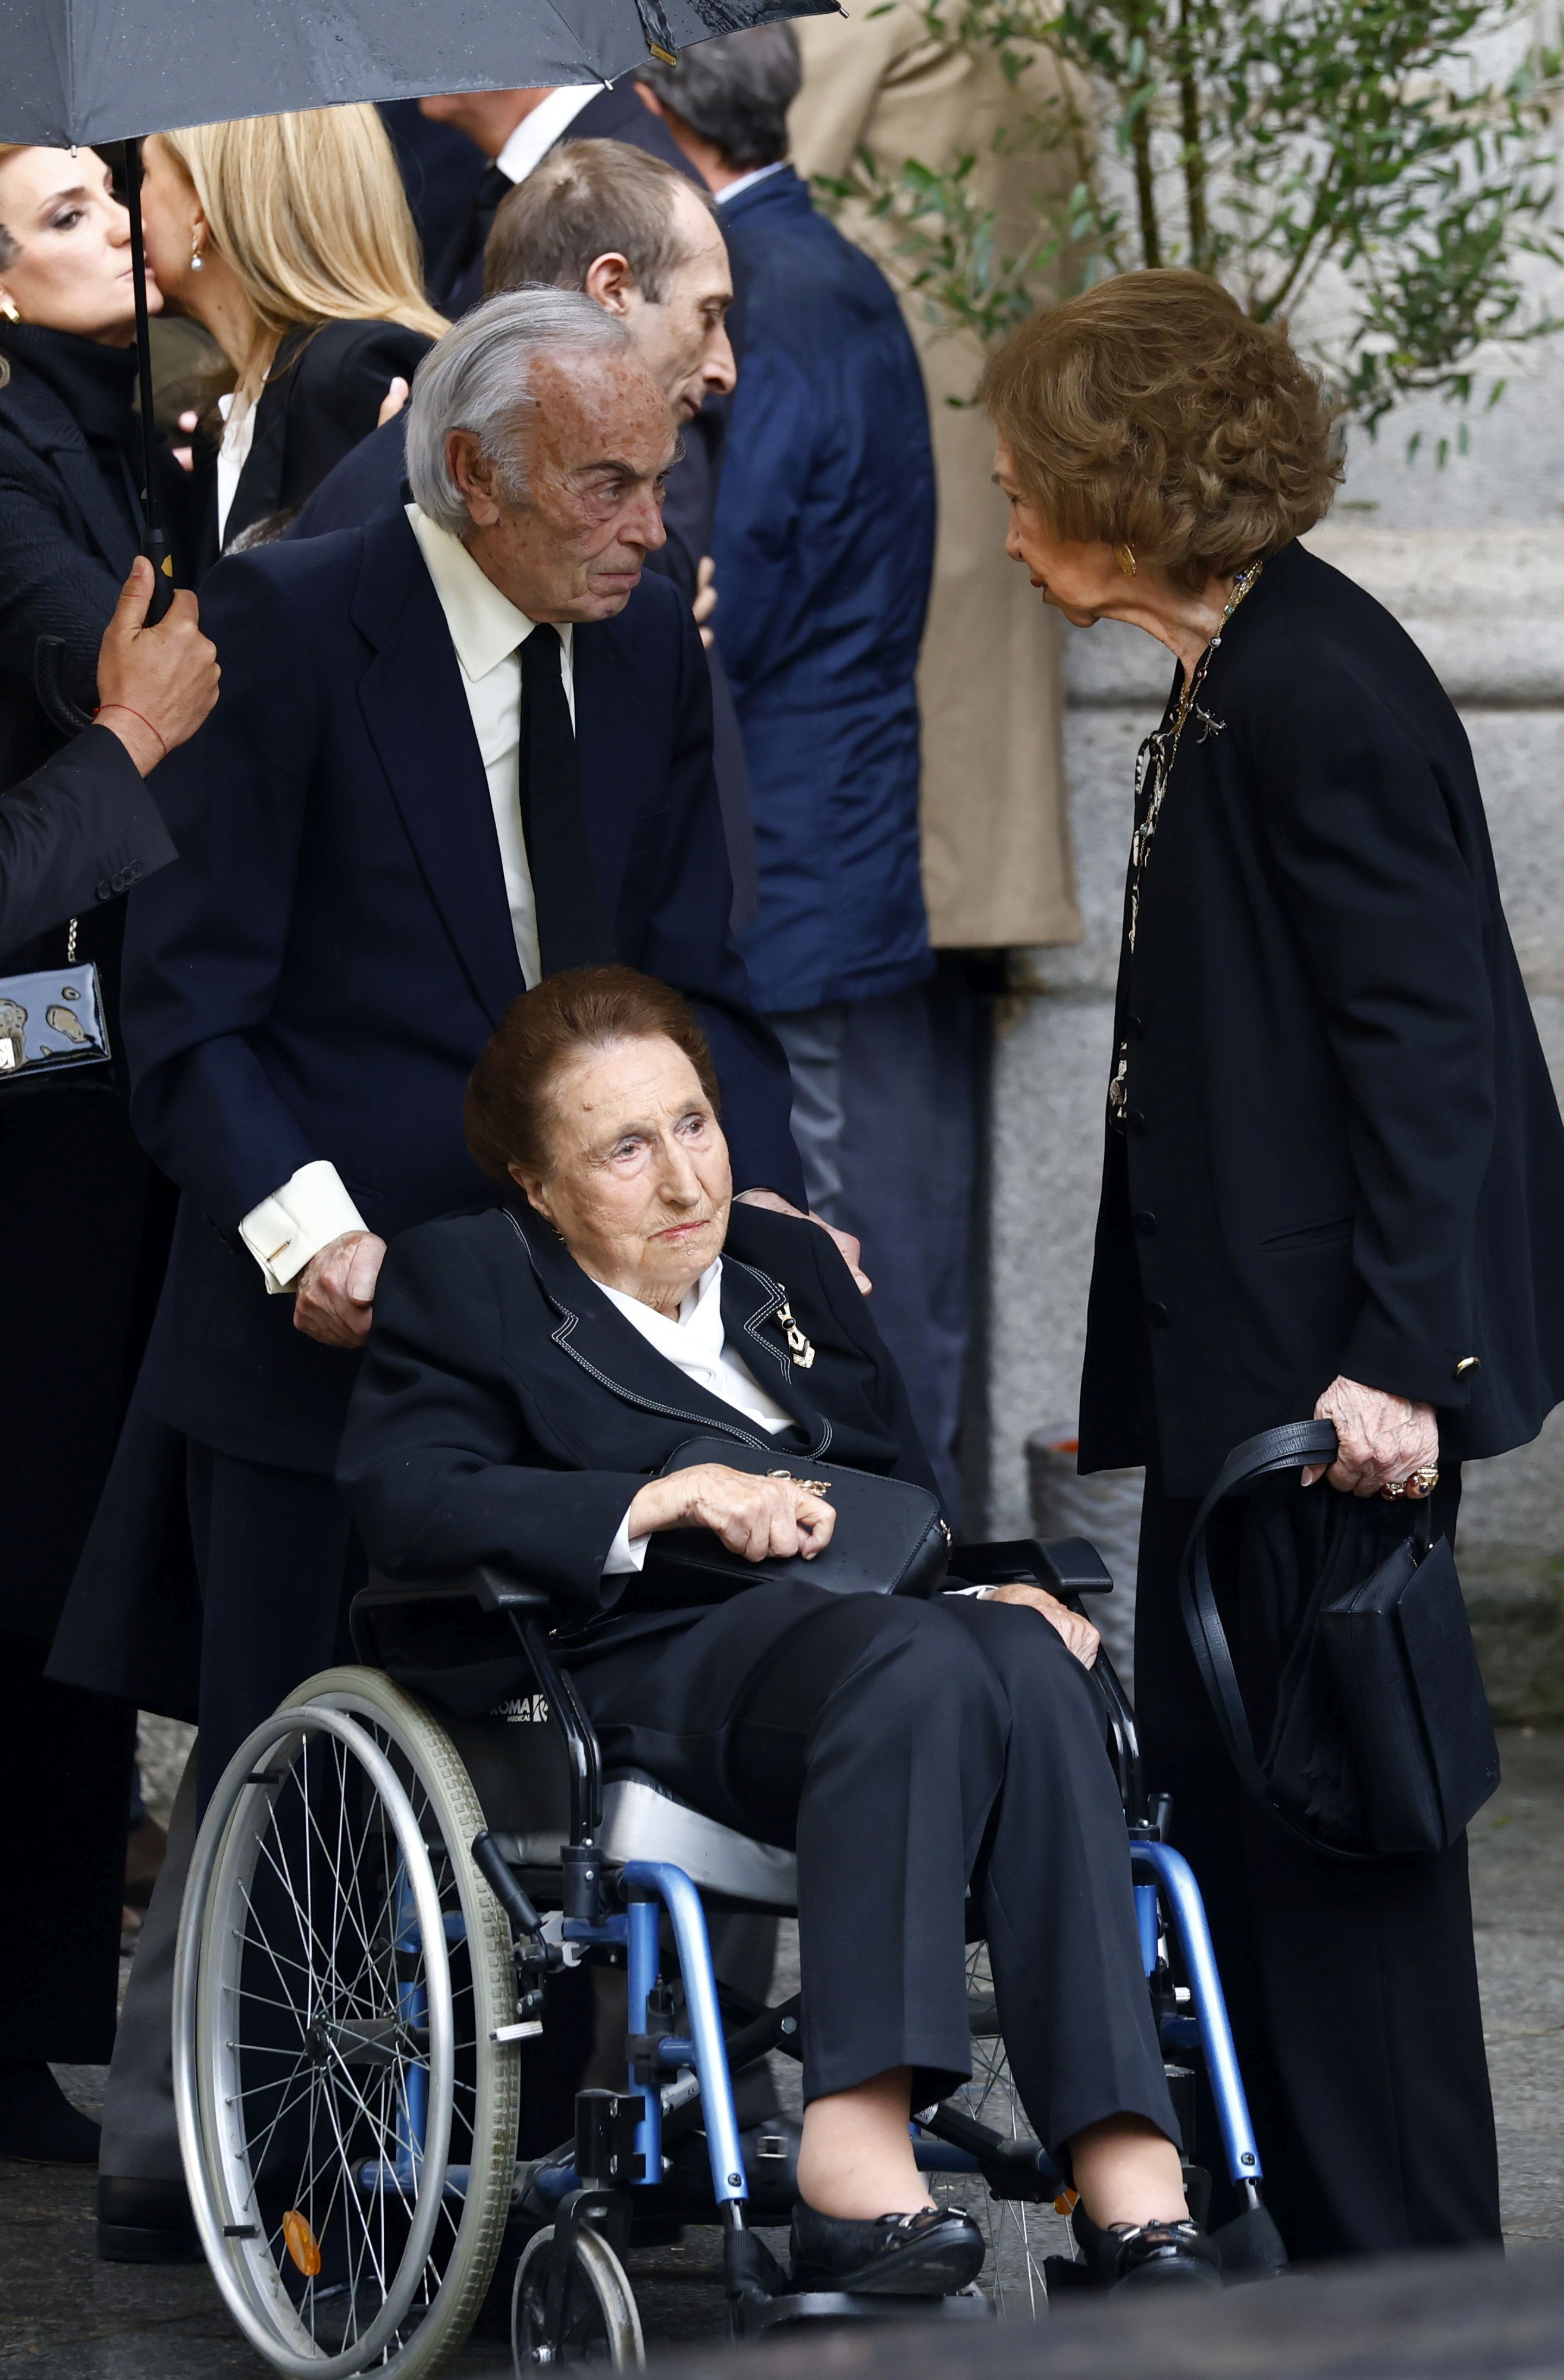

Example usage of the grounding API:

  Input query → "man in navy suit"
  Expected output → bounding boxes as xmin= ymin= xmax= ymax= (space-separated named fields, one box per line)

xmin=418 ymin=82 xmax=702 ymax=316
xmin=118 ymin=289 xmax=809 ymax=1807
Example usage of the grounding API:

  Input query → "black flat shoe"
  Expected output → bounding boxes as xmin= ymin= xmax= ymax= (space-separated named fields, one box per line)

xmin=96 ymin=2174 xmax=204 ymax=2265
xmin=0 ymin=2062 xmax=101 ymax=2165
xmin=789 ymin=2201 xmax=986 ymax=2296
xmin=1071 ymin=2203 xmax=1222 ymax=2291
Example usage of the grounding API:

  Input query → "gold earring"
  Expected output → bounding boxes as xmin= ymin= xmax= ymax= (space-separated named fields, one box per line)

xmin=0 ymin=292 xmax=18 ymax=322
xmin=1113 ymin=542 xmax=1137 ymax=579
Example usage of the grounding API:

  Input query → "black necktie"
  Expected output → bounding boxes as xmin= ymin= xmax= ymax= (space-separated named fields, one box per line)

xmin=518 ymin=625 xmax=612 ymax=980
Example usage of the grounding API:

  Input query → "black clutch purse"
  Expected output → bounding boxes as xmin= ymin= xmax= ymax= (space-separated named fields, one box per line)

xmin=1180 ymin=1420 xmax=1499 ymax=1861
xmin=636 ymin=1435 xmax=951 ymax=1608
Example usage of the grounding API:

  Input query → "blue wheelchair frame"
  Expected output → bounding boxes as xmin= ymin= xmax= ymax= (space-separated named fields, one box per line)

xmin=363 ymin=1537 xmax=1277 ymax=2346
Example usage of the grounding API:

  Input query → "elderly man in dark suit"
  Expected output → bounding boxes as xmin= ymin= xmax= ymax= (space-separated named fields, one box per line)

xmin=76 ymin=288 xmax=814 ymax=2263
xmin=292 ymin=139 xmax=757 ymax=923
xmin=117 ymin=289 xmax=805 ymax=1808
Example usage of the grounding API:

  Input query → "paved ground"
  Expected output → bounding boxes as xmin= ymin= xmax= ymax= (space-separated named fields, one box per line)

xmin=2 ymin=1726 xmax=1559 ymax=2374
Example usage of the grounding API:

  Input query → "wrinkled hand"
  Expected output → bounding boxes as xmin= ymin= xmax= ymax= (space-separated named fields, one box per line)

xmin=95 ymin=558 xmax=220 ymax=774
xmin=292 ymin=1229 xmax=387 ymax=1348
xmin=734 ymin=1188 xmax=870 ymax=1294
xmin=377 ymin=375 xmax=411 ymax=429
xmin=694 ymin=555 xmax=717 ymax=649
xmin=1302 ymin=1375 xmax=1440 ymax=1498
xmin=982 ymin=1582 xmax=1100 ymax=1668
xmin=626 ymin=1463 xmax=836 ymax=1562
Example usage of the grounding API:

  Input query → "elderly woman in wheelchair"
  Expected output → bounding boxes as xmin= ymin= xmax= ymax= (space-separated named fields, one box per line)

xmin=341 ymin=967 xmax=1217 ymax=2294
xmin=174 ymin=967 xmax=1245 ymax=2378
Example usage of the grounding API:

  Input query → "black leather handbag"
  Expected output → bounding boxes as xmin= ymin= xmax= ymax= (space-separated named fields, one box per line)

xmin=1180 ymin=1420 xmax=1500 ymax=1861
xmin=637 ymin=1435 xmax=951 ymax=1607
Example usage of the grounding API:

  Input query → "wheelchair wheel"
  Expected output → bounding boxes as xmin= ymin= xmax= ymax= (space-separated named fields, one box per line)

xmin=174 ymin=1667 xmax=522 ymax=2379
xmin=939 ymin=1944 xmax=1066 ymax=2316
xmin=512 ymin=2223 xmax=644 ymax=2370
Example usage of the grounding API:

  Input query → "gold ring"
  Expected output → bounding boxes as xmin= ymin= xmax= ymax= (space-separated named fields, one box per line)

xmin=1382 ymin=1478 xmax=1408 ymax=1499
xmin=1412 ymin=1465 xmax=1440 ymax=1494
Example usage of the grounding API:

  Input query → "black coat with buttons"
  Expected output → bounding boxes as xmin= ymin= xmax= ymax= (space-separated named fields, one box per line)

xmin=1079 ymin=538 xmax=1564 ymax=1498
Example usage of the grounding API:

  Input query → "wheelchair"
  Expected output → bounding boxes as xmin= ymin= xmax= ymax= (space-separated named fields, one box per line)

xmin=171 ymin=1535 xmax=1286 ymax=2378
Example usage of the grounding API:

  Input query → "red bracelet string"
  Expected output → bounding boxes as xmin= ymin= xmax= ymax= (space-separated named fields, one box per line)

xmin=95 ymin=702 xmax=168 ymax=760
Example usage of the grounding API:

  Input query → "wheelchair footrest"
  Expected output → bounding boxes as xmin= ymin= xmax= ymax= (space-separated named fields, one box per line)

xmin=734 ymin=2287 xmax=995 ymax=2336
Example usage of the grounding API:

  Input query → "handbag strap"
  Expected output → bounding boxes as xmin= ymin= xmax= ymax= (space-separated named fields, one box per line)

xmin=1177 ymin=1418 xmax=1380 ymax=1865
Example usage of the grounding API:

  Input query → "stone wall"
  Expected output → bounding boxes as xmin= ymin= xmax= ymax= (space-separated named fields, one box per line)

xmin=982 ymin=516 xmax=1564 ymax=1720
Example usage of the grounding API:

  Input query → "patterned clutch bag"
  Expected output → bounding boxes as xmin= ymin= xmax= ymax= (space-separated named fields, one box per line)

xmin=0 ymin=955 xmax=111 ymax=1081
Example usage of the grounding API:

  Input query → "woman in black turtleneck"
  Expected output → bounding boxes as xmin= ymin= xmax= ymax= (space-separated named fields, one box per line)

xmin=0 ymin=142 xmax=198 ymax=2164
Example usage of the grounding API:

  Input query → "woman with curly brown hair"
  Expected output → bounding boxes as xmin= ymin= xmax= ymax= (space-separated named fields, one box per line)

xmin=982 ymin=270 xmax=1564 ymax=2259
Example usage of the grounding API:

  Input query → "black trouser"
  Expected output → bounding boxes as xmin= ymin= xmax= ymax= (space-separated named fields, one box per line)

xmin=187 ymin=1444 xmax=362 ymax=1810
xmin=0 ymin=1630 xmax=136 ymax=2064
xmin=1134 ymin=1467 xmax=1501 ymax=2259
xmin=100 ymin=1447 xmax=364 ymax=2185
xmin=2 ymin=1086 xmax=170 ymax=2066
xmin=568 ymin=1582 xmax=1176 ymax=2160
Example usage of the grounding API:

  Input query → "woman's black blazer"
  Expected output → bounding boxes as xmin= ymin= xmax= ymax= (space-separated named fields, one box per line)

xmin=1080 ymin=537 xmax=1564 ymax=1497
xmin=221 ymin=317 xmax=436 ymax=551
xmin=0 ymin=350 xmax=139 ymax=791
xmin=337 ymin=1201 xmax=939 ymax=1625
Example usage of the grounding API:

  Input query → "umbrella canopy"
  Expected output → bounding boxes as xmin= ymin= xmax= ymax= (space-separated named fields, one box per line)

xmin=0 ymin=0 xmax=836 ymax=151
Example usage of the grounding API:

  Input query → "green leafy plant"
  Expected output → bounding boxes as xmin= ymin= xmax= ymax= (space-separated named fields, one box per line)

xmin=816 ymin=0 xmax=1564 ymax=432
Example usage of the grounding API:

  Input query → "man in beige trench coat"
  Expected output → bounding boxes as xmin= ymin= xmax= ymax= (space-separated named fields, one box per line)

xmin=789 ymin=7 xmax=1085 ymax=953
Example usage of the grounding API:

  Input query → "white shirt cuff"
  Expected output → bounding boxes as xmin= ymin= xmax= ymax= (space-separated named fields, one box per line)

xmin=603 ymin=1508 xmax=652 ymax=1577
xmin=239 ymin=1160 xmax=368 ymax=1294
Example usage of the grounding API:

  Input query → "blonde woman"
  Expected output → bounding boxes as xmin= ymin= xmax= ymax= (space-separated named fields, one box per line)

xmin=139 ymin=107 xmax=446 ymax=550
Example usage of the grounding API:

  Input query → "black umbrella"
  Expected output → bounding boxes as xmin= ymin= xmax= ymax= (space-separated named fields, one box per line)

xmin=0 ymin=0 xmax=835 ymax=627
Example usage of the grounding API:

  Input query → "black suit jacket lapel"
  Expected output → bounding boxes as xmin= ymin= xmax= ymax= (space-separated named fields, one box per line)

xmin=352 ymin=506 xmax=525 ymax=1026
xmin=717 ymin=1254 xmax=834 ymax=1450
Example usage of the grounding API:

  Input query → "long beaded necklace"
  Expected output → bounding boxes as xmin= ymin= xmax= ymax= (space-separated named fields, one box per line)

xmin=1107 ymin=560 xmax=1264 ymax=1126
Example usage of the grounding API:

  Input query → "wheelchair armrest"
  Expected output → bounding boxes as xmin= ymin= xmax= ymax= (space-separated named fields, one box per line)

xmin=948 ymin=1536 xmax=1115 ymax=1595
xmin=360 ymin=1564 xmax=555 ymax=1616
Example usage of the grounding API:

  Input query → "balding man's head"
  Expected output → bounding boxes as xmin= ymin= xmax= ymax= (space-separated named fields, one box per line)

xmin=406 ymin=289 xmax=675 ymax=624
xmin=485 ymin=140 xmax=735 ymax=421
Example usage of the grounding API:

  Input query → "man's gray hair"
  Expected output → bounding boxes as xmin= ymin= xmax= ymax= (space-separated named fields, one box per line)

xmin=637 ymin=26 xmax=801 ymax=173
xmin=405 ymin=290 xmax=633 ymax=536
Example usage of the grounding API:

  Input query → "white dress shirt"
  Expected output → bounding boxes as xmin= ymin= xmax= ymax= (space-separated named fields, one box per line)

xmin=495 ymin=86 xmax=604 ymax=187
xmin=215 ymin=391 xmax=258 ymax=546
xmin=237 ymin=505 xmax=574 ymax=1293
xmin=714 ymin=162 xmax=788 ymax=208
xmin=600 ymin=1259 xmax=794 ymax=1574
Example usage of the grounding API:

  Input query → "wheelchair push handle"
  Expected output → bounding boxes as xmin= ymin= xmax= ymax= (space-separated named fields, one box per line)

xmin=471 ymin=1830 xmax=545 ymax=1940
xmin=948 ymin=1536 xmax=1114 ymax=1596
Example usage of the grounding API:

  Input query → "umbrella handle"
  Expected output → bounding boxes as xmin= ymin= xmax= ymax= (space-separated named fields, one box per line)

xmin=120 ymin=139 xmax=174 ymax=624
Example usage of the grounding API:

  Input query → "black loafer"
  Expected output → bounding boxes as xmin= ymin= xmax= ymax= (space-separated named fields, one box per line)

xmin=790 ymin=2202 xmax=986 ymax=2296
xmin=97 ymin=2175 xmax=204 ymax=2265
xmin=1071 ymin=2203 xmax=1222 ymax=2291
